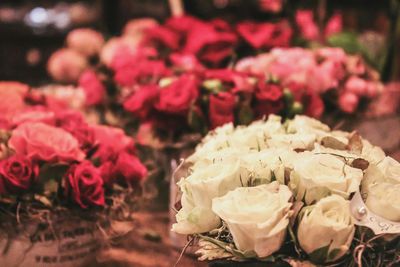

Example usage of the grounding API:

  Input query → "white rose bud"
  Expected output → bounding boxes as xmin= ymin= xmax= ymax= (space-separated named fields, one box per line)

xmin=172 ymin=157 xmax=242 ymax=234
xmin=297 ymin=195 xmax=355 ymax=263
xmin=212 ymin=182 xmax=293 ymax=258
xmin=290 ymin=153 xmax=363 ymax=204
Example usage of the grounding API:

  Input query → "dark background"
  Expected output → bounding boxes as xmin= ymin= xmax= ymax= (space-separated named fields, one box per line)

xmin=0 ymin=0 xmax=396 ymax=84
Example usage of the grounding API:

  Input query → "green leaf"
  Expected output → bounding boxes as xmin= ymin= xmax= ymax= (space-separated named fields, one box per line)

xmin=308 ymin=243 xmax=331 ymax=264
xmin=327 ymin=32 xmax=361 ymax=54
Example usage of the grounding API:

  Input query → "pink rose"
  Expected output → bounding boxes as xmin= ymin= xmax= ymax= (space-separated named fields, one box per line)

xmin=338 ymin=92 xmax=359 ymax=113
xmin=295 ymin=10 xmax=319 ymax=41
xmin=92 ymin=125 xmax=134 ymax=162
xmin=324 ymin=12 xmax=343 ymax=37
xmin=78 ymin=70 xmax=106 ymax=106
xmin=8 ymin=122 xmax=85 ymax=162
xmin=47 ymin=48 xmax=88 ymax=83
xmin=169 ymin=53 xmax=204 ymax=72
xmin=0 ymin=82 xmax=29 ymax=128
xmin=344 ymin=76 xmax=368 ymax=96
xmin=259 ymin=0 xmax=284 ymax=13
xmin=123 ymin=18 xmax=158 ymax=38
xmin=64 ymin=161 xmax=105 ymax=209
xmin=66 ymin=28 xmax=105 ymax=57
xmin=11 ymin=110 xmax=56 ymax=127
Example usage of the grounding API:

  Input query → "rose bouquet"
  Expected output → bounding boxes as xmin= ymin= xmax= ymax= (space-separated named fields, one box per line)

xmin=172 ymin=115 xmax=400 ymax=266
xmin=236 ymin=47 xmax=384 ymax=115
xmin=0 ymin=84 xmax=147 ymax=265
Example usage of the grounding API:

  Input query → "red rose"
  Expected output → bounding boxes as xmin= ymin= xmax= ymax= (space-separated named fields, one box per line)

xmin=64 ymin=161 xmax=105 ymax=209
xmin=169 ymin=53 xmax=204 ymax=72
xmin=123 ymin=85 xmax=159 ymax=119
xmin=61 ymin=122 xmax=96 ymax=153
xmin=288 ymin=83 xmax=324 ymax=118
xmin=114 ymin=59 xmax=168 ymax=87
xmin=99 ymin=161 xmax=115 ymax=186
xmin=9 ymin=122 xmax=85 ymax=163
xmin=78 ymin=70 xmax=106 ymax=106
xmin=0 ymin=155 xmax=38 ymax=194
xmin=209 ymin=92 xmax=236 ymax=129
xmin=255 ymin=81 xmax=283 ymax=101
xmin=237 ymin=21 xmax=292 ymax=50
xmin=165 ymin=15 xmax=203 ymax=34
xmin=204 ymin=69 xmax=255 ymax=93
xmin=115 ymin=152 xmax=147 ymax=185
xmin=156 ymin=75 xmax=199 ymax=115
xmin=184 ymin=23 xmax=237 ymax=66
xmin=144 ymin=25 xmax=181 ymax=50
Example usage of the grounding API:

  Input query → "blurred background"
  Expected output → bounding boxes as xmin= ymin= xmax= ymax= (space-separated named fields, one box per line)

xmin=0 ymin=0 xmax=398 ymax=84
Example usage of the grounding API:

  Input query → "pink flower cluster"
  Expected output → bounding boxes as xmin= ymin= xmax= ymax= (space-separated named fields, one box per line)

xmin=236 ymin=47 xmax=383 ymax=114
xmin=0 ymin=82 xmax=147 ymax=209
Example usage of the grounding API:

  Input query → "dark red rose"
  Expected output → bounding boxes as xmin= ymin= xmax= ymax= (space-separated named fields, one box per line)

xmin=99 ymin=161 xmax=115 ymax=186
xmin=0 ymin=155 xmax=38 ymax=195
xmin=184 ymin=23 xmax=237 ymax=66
xmin=288 ymin=83 xmax=324 ymax=118
xmin=123 ymin=85 xmax=159 ymax=119
xmin=237 ymin=21 xmax=292 ymax=50
xmin=209 ymin=92 xmax=236 ymax=129
xmin=256 ymin=80 xmax=283 ymax=101
xmin=204 ymin=69 xmax=255 ymax=93
xmin=114 ymin=152 xmax=147 ymax=185
xmin=144 ymin=25 xmax=181 ymax=50
xmin=156 ymin=75 xmax=199 ymax=115
xmin=255 ymin=100 xmax=285 ymax=118
xmin=64 ymin=161 xmax=105 ymax=209
xmin=165 ymin=15 xmax=203 ymax=34
xmin=78 ymin=70 xmax=106 ymax=106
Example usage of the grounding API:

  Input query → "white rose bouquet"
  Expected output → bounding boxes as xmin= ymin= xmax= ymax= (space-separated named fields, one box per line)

xmin=172 ymin=115 xmax=400 ymax=266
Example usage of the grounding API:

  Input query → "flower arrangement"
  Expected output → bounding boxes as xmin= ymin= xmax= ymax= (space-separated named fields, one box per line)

xmin=0 ymin=81 xmax=147 ymax=218
xmin=172 ymin=115 xmax=400 ymax=266
xmin=236 ymin=47 xmax=384 ymax=115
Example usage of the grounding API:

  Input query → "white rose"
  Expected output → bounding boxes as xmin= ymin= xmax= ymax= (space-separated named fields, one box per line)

xmin=229 ymin=116 xmax=284 ymax=151
xmin=240 ymin=149 xmax=297 ymax=186
xmin=287 ymin=115 xmax=330 ymax=135
xmin=172 ymin=157 xmax=242 ymax=234
xmin=377 ymin=156 xmax=400 ymax=184
xmin=362 ymin=156 xmax=400 ymax=197
xmin=365 ymin=183 xmax=400 ymax=222
xmin=298 ymin=195 xmax=355 ymax=263
xmin=187 ymin=123 xmax=234 ymax=162
xmin=290 ymin=153 xmax=363 ymax=204
xmin=212 ymin=182 xmax=293 ymax=257
xmin=361 ymin=139 xmax=385 ymax=165
xmin=267 ymin=133 xmax=316 ymax=151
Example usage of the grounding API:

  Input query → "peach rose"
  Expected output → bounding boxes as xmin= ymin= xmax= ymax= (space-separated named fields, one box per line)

xmin=8 ymin=122 xmax=85 ymax=162
xmin=47 ymin=48 xmax=88 ymax=83
xmin=66 ymin=28 xmax=105 ymax=57
xmin=123 ymin=18 xmax=158 ymax=39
